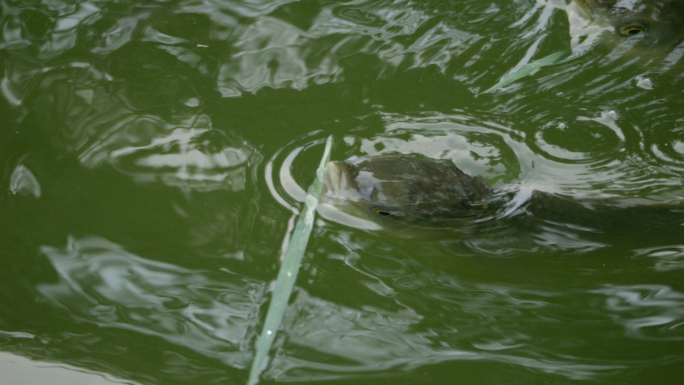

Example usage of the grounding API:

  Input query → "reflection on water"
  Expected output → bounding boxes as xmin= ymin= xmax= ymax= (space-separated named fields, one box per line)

xmin=637 ymin=245 xmax=684 ymax=272
xmin=39 ymin=236 xmax=264 ymax=368
xmin=9 ymin=163 xmax=41 ymax=198
xmin=1 ymin=0 xmax=683 ymax=384
xmin=32 ymin=234 xmax=684 ymax=383
xmin=594 ymin=284 xmax=684 ymax=341
xmin=0 ymin=350 xmax=142 ymax=385
xmin=79 ymin=114 xmax=258 ymax=191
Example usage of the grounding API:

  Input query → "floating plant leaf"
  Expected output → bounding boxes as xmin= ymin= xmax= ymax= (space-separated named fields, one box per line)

xmin=481 ymin=50 xmax=571 ymax=94
xmin=247 ymin=136 xmax=333 ymax=385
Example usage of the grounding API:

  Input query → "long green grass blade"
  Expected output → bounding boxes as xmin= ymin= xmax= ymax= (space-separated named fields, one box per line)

xmin=247 ymin=136 xmax=333 ymax=385
xmin=480 ymin=49 xmax=571 ymax=94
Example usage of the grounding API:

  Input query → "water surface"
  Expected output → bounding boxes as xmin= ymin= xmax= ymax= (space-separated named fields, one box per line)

xmin=1 ymin=0 xmax=683 ymax=384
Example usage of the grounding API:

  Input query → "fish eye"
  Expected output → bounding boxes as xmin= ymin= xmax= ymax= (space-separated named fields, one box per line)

xmin=619 ymin=23 xmax=647 ymax=37
xmin=371 ymin=206 xmax=404 ymax=218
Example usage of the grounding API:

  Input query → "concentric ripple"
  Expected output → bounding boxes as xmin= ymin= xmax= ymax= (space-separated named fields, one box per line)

xmin=645 ymin=126 xmax=684 ymax=173
xmin=264 ymin=132 xmax=332 ymax=213
xmin=531 ymin=111 xmax=625 ymax=165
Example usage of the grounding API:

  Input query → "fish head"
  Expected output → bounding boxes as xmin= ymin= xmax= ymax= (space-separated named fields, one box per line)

xmin=321 ymin=155 xmax=492 ymax=227
xmin=573 ymin=0 xmax=684 ymax=48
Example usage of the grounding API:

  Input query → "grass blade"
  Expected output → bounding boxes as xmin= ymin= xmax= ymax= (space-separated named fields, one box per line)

xmin=247 ymin=136 xmax=333 ymax=385
xmin=480 ymin=49 xmax=571 ymax=94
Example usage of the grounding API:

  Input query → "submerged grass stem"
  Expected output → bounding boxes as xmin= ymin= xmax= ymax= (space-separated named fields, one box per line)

xmin=247 ymin=136 xmax=333 ymax=385
xmin=481 ymin=50 xmax=571 ymax=94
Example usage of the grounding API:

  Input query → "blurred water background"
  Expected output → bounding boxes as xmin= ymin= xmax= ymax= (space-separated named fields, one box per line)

xmin=1 ymin=0 xmax=683 ymax=384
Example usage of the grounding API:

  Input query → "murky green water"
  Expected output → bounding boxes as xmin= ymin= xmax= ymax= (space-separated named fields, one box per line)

xmin=1 ymin=0 xmax=683 ymax=384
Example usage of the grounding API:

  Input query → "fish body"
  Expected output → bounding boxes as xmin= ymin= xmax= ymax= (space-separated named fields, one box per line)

xmin=320 ymin=155 xmax=683 ymax=237
xmin=321 ymin=155 xmax=523 ymax=237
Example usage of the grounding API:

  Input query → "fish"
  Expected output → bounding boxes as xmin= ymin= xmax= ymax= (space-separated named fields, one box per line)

xmin=319 ymin=155 xmax=529 ymax=238
xmin=320 ymin=155 xmax=683 ymax=239
xmin=568 ymin=0 xmax=684 ymax=49
xmin=483 ymin=0 xmax=684 ymax=93
xmin=321 ymin=155 xmax=494 ymax=227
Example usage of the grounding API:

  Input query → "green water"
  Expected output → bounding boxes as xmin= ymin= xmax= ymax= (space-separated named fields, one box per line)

xmin=1 ymin=0 xmax=683 ymax=384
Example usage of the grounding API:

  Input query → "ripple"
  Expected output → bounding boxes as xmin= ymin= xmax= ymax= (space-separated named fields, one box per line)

xmin=209 ymin=0 xmax=488 ymax=95
xmin=645 ymin=129 xmax=684 ymax=173
xmin=518 ymin=109 xmax=680 ymax=198
xmin=9 ymin=162 xmax=41 ymax=198
xmin=2 ymin=0 xmax=684 ymax=384
xmin=3 ymin=58 xmax=259 ymax=191
xmin=592 ymin=285 xmax=684 ymax=341
xmin=38 ymin=235 xmax=264 ymax=367
xmin=265 ymin=286 xmax=627 ymax=382
xmin=80 ymin=114 xmax=260 ymax=191
xmin=532 ymin=111 xmax=624 ymax=164
xmin=264 ymin=132 xmax=331 ymax=213
xmin=634 ymin=245 xmax=684 ymax=272
xmin=287 ymin=112 xmax=532 ymax=233
xmin=40 ymin=235 xmax=636 ymax=383
xmin=0 ymin=1 xmax=102 ymax=59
